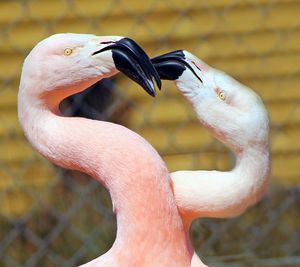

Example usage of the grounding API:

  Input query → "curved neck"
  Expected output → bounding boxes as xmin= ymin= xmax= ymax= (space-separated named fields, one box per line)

xmin=233 ymin=143 xmax=270 ymax=204
xmin=172 ymin=140 xmax=270 ymax=229
xmin=202 ymin=116 xmax=271 ymax=217
xmin=18 ymin=86 xmax=193 ymax=266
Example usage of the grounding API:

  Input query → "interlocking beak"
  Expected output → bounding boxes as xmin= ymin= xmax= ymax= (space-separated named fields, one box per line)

xmin=151 ymin=50 xmax=203 ymax=83
xmin=92 ymin=38 xmax=161 ymax=97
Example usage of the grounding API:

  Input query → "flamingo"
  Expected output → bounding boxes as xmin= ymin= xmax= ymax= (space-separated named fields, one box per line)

xmin=152 ymin=50 xmax=271 ymax=229
xmin=18 ymin=34 xmax=205 ymax=267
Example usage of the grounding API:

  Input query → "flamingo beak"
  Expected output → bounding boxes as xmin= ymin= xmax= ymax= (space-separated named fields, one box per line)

xmin=92 ymin=38 xmax=161 ymax=97
xmin=151 ymin=50 xmax=203 ymax=83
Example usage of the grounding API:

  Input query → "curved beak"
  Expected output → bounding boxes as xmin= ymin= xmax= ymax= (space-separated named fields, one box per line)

xmin=151 ymin=50 xmax=203 ymax=83
xmin=92 ymin=37 xmax=161 ymax=97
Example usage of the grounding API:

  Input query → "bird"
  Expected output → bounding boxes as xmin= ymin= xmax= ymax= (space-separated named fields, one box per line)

xmin=152 ymin=50 xmax=271 ymax=229
xmin=18 ymin=34 xmax=206 ymax=267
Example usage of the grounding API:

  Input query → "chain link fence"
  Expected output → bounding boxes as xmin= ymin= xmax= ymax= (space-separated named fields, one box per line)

xmin=0 ymin=0 xmax=300 ymax=266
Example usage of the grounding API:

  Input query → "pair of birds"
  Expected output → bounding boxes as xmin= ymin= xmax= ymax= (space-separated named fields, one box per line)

xmin=18 ymin=33 xmax=270 ymax=267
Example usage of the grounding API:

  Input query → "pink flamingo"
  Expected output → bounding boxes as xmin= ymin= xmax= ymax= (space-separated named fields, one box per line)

xmin=152 ymin=50 xmax=271 ymax=229
xmin=18 ymin=34 xmax=203 ymax=267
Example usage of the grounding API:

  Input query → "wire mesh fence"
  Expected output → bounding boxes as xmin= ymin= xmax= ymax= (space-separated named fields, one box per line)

xmin=0 ymin=0 xmax=300 ymax=266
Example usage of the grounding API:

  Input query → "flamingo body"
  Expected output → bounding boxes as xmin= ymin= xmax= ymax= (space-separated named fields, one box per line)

xmin=152 ymin=50 xmax=271 ymax=226
xmin=18 ymin=34 xmax=203 ymax=267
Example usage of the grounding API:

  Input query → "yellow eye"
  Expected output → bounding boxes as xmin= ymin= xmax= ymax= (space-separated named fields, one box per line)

xmin=218 ymin=91 xmax=226 ymax=101
xmin=64 ymin=48 xmax=73 ymax=56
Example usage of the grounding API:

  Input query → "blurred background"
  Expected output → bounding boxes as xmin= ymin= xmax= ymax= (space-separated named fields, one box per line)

xmin=0 ymin=0 xmax=300 ymax=266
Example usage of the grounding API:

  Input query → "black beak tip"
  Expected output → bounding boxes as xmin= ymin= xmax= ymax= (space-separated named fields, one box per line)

xmin=157 ymin=78 xmax=162 ymax=90
xmin=151 ymin=50 xmax=203 ymax=83
xmin=108 ymin=37 xmax=161 ymax=96
xmin=92 ymin=37 xmax=161 ymax=96
xmin=151 ymin=51 xmax=186 ymax=81
xmin=142 ymin=79 xmax=156 ymax=97
xmin=149 ymin=89 xmax=156 ymax=97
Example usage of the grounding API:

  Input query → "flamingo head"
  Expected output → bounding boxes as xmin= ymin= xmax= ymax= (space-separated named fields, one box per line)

xmin=152 ymin=50 xmax=269 ymax=152
xmin=20 ymin=33 xmax=161 ymax=106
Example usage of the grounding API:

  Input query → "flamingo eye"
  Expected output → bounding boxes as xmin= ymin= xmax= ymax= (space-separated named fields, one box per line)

xmin=64 ymin=48 xmax=73 ymax=56
xmin=218 ymin=91 xmax=226 ymax=101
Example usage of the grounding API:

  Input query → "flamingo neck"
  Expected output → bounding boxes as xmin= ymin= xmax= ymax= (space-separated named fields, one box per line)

xmin=18 ymin=87 xmax=193 ymax=267
xmin=201 ymin=134 xmax=270 ymax=218
xmin=201 ymin=122 xmax=271 ymax=218
xmin=232 ymin=143 xmax=270 ymax=205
